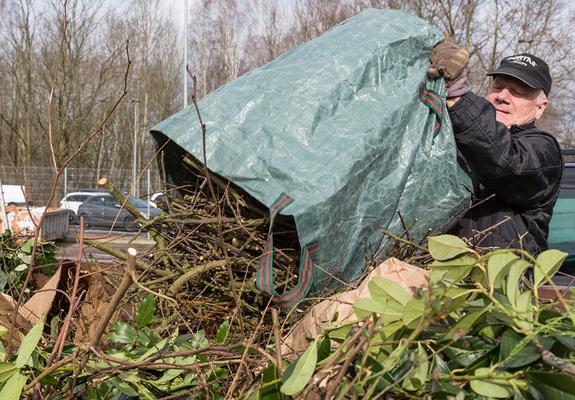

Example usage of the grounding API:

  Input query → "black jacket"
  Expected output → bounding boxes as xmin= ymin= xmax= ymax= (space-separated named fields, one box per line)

xmin=447 ymin=92 xmax=563 ymax=256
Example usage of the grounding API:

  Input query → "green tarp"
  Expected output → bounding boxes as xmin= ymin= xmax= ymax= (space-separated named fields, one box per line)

xmin=151 ymin=9 xmax=472 ymax=304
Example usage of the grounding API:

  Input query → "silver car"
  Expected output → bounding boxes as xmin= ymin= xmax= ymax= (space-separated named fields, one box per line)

xmin=77 ymin=194 xmax=162 ymax=230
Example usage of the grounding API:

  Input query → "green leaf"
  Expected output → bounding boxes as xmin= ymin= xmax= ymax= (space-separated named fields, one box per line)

xmin=354 ymin=297 xmax=386 ymax=316
xmin=534 ymin=249 xmax=568 ymax=288
xmin=137 ymin=337 xmax=169 ymax=361
xmin=434 ymin=287 xmax=475 ymax=302
xmin=0 ymin=272 xmax=7 ymax=292
xmin=20 ymin=239 xmax=34 ymax=254
xmin=328 ymin=325 xmax=351 ymax=341
xmin=556 ymin=335 xmax=575 ymax=351
xmin=527 ymin=371 xmax=575 ymax=399
xmin=402 ymin=298 xmax=425 ymax=327
xmin=150 ymin=367 xmax=186 ymax=386
xmin=515 ymin=292 xmax=533 ymax=331
xmin=260 ymin=364 xmax=282 ymax=400
xmin=505 ymin=259 xmax=531 ymax=306
xmin=16 ymin=318 xmax=44 ymax=368
xmin=136 ymin=295 xmax=156 ymax=328
xmin=108 ymin=322 xmax=138 ymax=345
xmin=402 ymin=343 xmax=429 ymax=391
xmin=369 ymin=277 xmax=411 ymax=306
xmin=280 ymin=339 xmax=318 ymax=396
xmin=318 ymin=336 xmax=331 ymax=362
xmin=0 ymin=363 xmax=17 ymax=384
xmin=380 ymin=320 xmax=405 ymax=339
xmin=0 ymin=370 xmax=26 ymax=400
xmin=134 ymin=383 xmax=157 ymax=400
xmin=429 ymin=254 xmax=478 ymax=284
xmin=445 ymin=309 xmax=487 ymax=340
xmin=499 ymin=330 xmax=540 ymax=368
xmin=487 ymin=253 xmax=519 ymax=290
xmin=109 ymin=377 xmax=139 ymax=396
xmin=216 ymin=320 xmax=230 ymax=344
xmin=428 ymin=235 xmax=471 ymax=261
xmin=443 ymin=342 xmax=495 ymax=368
xmin=469 ymin=368 xmax=514 ymax=398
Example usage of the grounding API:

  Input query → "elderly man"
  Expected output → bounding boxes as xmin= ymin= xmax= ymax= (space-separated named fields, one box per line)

xmin=428 ymin=44 xmax=563 ymax=255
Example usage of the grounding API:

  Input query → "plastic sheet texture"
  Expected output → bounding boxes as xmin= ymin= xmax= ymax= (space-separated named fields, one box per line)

xmin=151 ymin=9 xmax=472 ymax=290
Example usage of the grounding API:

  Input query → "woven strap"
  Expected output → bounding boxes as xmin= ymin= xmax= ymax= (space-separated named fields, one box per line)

xmin=256 ymin=193 xmax=318 ymax=309
xmin=419 ymin=83 xmax=445 ymax=134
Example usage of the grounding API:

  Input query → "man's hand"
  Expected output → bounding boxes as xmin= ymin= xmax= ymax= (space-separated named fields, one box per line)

xmin=427 ymin=40 xmax=470 ymax=100
xmin=427 ymin=40 xmax=469 ymax=80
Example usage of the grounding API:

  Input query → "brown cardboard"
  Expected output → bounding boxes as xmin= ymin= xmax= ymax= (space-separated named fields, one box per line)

xmin=281 ymin=258 xmax=429 ymax=357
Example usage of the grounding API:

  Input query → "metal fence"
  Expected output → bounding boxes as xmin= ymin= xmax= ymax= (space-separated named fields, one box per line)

xmin=0 ymin=165 xmax=163 ymax=206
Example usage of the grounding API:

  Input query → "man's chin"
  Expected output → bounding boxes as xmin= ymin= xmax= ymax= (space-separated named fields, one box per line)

xmin=495 ymin=112 xmax=513 ymax=128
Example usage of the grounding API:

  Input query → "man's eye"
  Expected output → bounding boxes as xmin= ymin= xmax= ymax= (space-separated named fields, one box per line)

xmin=511 ymin=88 xmax=526 ymax=96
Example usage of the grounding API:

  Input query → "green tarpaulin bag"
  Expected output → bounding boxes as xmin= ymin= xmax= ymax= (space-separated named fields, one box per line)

xmin=151 ymin=9 xmax=471 ymax=308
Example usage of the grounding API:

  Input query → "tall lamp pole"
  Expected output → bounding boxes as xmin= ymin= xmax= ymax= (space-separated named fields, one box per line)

xmin=183 ymin=0 xmax=188 ymax=108
xmin=518 ymin=38 xmax=533 ymax=53
xmin=131 ymin=100 xmax=140 ymax=197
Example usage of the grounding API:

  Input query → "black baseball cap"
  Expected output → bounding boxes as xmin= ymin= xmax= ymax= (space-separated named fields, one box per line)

xmin=487 ymin=53 xmax=552 ymax=96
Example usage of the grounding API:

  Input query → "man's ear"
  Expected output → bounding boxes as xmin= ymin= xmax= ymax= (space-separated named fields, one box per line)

xmin=535 ymin=99 xmax=548 ymax=120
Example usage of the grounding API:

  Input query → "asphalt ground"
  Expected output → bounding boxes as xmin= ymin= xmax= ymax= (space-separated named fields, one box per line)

xmin=58 ymin=225 xmax=155 ymax=264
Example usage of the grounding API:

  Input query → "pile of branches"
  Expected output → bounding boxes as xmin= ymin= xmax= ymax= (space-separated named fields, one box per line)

xmin=90 ymin=159 xmax=307 ymax=334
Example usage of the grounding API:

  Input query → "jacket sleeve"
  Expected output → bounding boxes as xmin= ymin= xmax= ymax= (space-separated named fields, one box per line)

xmin=448 ymin=92 xmax=562 ymax=206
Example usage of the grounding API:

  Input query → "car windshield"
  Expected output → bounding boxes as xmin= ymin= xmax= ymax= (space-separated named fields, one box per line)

xmin=67 ymin=195 xmax=89 ymax=201
xmin=128 ymin=196 xmax=149 ymax=208
xmin=84 ymin=195 xmax=150 ymax=208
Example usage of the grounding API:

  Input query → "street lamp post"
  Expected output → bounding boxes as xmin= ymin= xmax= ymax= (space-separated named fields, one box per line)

xmin=518 ymin=38 xmax=533 ymax=53
xmin=131 ymin=100 xmax=140 ymax=197
xmin=183 ymin=0 xmax=188 ymax=108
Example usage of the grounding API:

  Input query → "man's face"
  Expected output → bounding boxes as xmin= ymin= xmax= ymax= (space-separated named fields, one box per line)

xmin=485 ymin=76 xmax=547 ymax=128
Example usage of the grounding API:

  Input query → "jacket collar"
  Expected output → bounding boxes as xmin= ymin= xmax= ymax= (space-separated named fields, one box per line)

xmin=510 ymin=121 xmax=536 ymax=133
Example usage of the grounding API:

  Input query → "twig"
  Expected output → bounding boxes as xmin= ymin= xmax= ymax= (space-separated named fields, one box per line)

xmin=186 ymin=67 xmax=241 ymax=320
xmin=47 ymin=217 xmax=86 ymax=367
xmin=24 ymin=354 xmax=76 ymax=391
xmin=225 ymin=298 xmax=273 ymax=399
xmin=181 ymin=156 xmax=247 ymax=208
xmin=533 ymin=339 xmax=575 ymax=376
xmin=271 ymin=308 xmax=284 ymax=372
xmin=77 ymin=248 xmax=137 ymax=375
xmin=169 ymin=260 xmax=227 ymax=294
xmin=380 ymin=228 xmax=428 ymax=252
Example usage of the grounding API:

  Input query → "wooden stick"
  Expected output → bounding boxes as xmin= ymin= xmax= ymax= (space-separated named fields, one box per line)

xmin=82 ymin=239 xmax=171 ymax=277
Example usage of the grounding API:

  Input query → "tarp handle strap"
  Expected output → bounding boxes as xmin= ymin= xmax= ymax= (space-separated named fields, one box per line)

xmin=419 ymin=82 xmax=445 ymax=135
xmin=256 ymin=193 xmax=318 ymax=310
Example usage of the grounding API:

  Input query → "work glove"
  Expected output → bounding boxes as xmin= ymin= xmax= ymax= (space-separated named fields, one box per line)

xmin=427 ymin=40 xmax=470 ymax=98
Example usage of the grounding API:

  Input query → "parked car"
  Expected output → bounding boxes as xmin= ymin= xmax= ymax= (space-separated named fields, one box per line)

xmin=59 ymin=190 xmax=106 ymax=215
xmin=77 ymin=193 xmax=162 ymax=231
xmin=548 ymin=149 xmax=575 ymax=280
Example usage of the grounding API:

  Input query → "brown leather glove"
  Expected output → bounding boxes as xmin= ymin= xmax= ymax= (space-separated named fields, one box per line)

xmin=427 ymin=40 xmax=469 ymax=80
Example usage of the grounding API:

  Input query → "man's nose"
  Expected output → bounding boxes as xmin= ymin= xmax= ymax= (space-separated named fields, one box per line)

xmin=496 ymin=88 xmax=512 ymax=103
